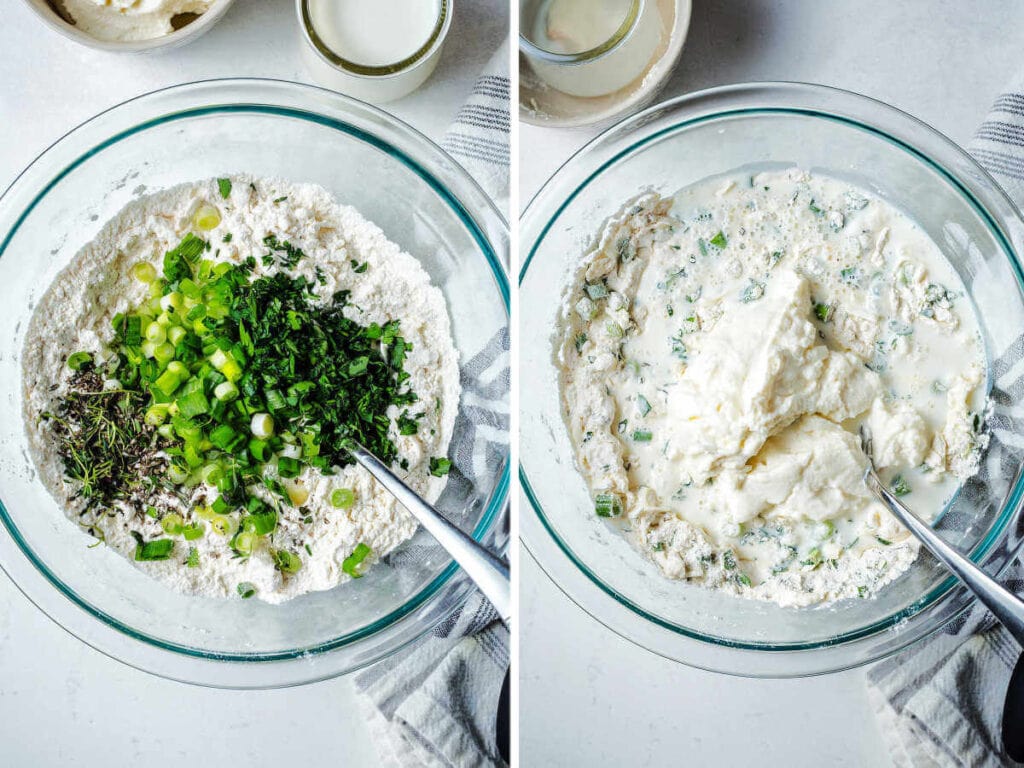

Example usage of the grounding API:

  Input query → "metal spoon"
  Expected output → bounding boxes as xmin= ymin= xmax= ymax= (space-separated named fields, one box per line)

xmin=349 ymin=443 xmax=511 ymax=625
xmin=860 ymin=428 xmax=1024 ymax=758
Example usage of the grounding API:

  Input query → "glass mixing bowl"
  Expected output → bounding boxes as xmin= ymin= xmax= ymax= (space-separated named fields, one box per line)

xmin=520 ymin=82 xmax=1024 ymax=677
xmin=0 ymin=79 xmax=509 ymax=688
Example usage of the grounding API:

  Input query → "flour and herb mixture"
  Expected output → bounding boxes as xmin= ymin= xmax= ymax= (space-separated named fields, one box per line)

xmin=23 ymin=176 xmax=460 ymax=603
xmin=558 ymin=169 xmax=988 ymax=607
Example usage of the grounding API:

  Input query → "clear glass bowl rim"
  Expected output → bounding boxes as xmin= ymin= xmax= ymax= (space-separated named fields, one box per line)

xmin=0 ymin=78 xmax=510 ymax=686
xmin=519 ymin=80 xmax=1024 ymax=676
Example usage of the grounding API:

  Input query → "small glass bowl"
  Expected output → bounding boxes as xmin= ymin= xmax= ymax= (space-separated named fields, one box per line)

xmin=0 ymin=79 xmax=509 ymax=688
xmin=520 ymin=82 xmax=1024 ymax=677
xmin=519 ymin=0 xmax=664 ymax=98
xmin=297 ymin=0 xmax=452 ymax=104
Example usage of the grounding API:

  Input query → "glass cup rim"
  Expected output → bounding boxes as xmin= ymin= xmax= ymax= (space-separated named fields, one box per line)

xmin=519 ymin=80 xmax=1024 ymax=676
xmin=518 ymin=0 xmax=645 ymax=65
xmin=0 ymin=77 xmax=510 ymax=686
xmin=298 ymin=0 xmax=452 ymax=79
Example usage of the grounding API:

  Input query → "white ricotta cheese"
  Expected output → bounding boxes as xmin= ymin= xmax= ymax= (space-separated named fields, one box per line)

xmin=54 ymin=0 xmax=213 ymax=42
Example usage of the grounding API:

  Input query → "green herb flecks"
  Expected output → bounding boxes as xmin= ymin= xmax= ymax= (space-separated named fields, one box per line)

xmin=891 ymin=474 xmax=911 ymax=497
xmin=217 ymin=178 xmax=232 ymax=199
xmin=263 ymin=235 xmax=305 ymax=269
xmin=813 ymin=302 xmax=834 ymax=322
xmin=636 ymin=394 xmax=651 ymax=417
xmin=741 ymin=279 xmax=765 ymax=303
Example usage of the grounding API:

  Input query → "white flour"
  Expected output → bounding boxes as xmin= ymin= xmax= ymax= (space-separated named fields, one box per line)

xmin=558 ymin=170 xmax=988 ymax=607
xmin=22 ymin=176 xmax=460 ymax=603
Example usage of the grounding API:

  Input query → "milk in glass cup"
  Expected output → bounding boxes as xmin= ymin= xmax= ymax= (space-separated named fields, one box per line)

xmin=520 ymin=0 xmax=664 ymax=98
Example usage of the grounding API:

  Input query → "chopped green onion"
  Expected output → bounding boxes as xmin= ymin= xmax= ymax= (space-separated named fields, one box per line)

xmin=813 ymin=302 xmax=834 ymax=323
xmin=632 ymin=430 xmax=653 ymax=442
xmin=342 ymin=543 xmax=372 ymax=578
xmin=214 ymin=381 xmax=239 ymax=401
xmin=233 ymin=531 xmax=257 ymax=557
xmin=167 ymin=325 xmax=187 ymax=346
xmin=331 ymin=488 xmax=356 ymax=509
xmin=273 ymin=549 xmax=302 ymax=574
xmin=160 ymin=513 xmax=184 ymax=535
xmin=277 ymin=456 xmax=301 ymax=479
xmin=155 ymin=369 xmax=185 ymax=396
xmin=160 ymin=292 xmax=184 ymax=314
xmin=134 ymin=538 xmax=174 ymax=562
xmin=209 ymin=514 xmax=238 ymax=538
xmin=248 ymin=438 xmax=270 ymax=462
xmin=192 ymin=203 xmax=221 ymax=231
xmin=429 ymin=457 xmax=451 ymax=477
xmin=217 ymin=178 xmax=232 ymax=199
xmin=186 ymin=547 xmax=200 ymax=568
xmin=250 ymin=413 xmax=274 ymax=438
xmin=145 ymin=322 xmax=167 ymax=345
xmin=153 ymin=342 xmax=175 ymax=364
xmin=242 ymin=509 xmax=276 ymax=536
xmin=237 ymin=582 xmax=256 ymax=599
xmin=709 ymin=231 xmax=727 ymax=249
xmin=265 ymin=388 xmax=288 ymax=412
xmin=594 ymin=493 xmax=623 ymax=518
xmin=131 ymin=262 xmax=157 ymax=284
xmin=67 ymin=351 xmax=93 ymax=371
xmin=176 ymin=390 xmax=210 ymax=419
xmin=636 ymin=394 xmax=651 ymax=417
xmin=167 ymin=464 xmax=189 ymax=484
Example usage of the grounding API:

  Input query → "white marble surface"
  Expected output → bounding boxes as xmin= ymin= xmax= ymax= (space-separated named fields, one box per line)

xmin=0 ymin=1 xmax=505 ymax=766
xmin=519 ymin=1 xmax=1024 ymax=766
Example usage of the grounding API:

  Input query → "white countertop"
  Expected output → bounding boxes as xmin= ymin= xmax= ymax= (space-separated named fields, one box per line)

xmin=0 ymin=1 xmax=505 ymax=765
xmin=519 ymin=1 xmax=1024 ymax=766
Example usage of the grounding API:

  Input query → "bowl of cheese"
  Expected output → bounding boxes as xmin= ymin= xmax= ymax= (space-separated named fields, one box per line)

xmin=520 ymin=82 xmax=1024 ymax=677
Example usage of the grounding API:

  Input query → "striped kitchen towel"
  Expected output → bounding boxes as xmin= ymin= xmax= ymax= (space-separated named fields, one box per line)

xmin=867 ymin=71 xmax=1024 ymax=768
xmin=352 ymin=37 xmax=511 ymax=768
xmin=441 ymin=37 xmax=510 ymax=218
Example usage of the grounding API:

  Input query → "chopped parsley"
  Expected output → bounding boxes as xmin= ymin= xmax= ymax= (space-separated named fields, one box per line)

xmin=709 ymin=231 xmax=727 ymax=249
xmin=217 ymin=178 xmax=232 ymax=199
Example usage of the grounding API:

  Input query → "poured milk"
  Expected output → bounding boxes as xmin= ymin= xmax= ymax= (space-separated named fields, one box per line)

xmin=531 ymin=0 xmax=633 ymax=54
xmin=308 ymin=0 xmax=441 ymax=67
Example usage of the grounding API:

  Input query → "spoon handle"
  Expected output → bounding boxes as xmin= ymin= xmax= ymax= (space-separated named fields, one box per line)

xmin=865 ymin=471 xmax=1024 ymax=647
xmin=350 ymin=444 xmax=512 ymax=625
